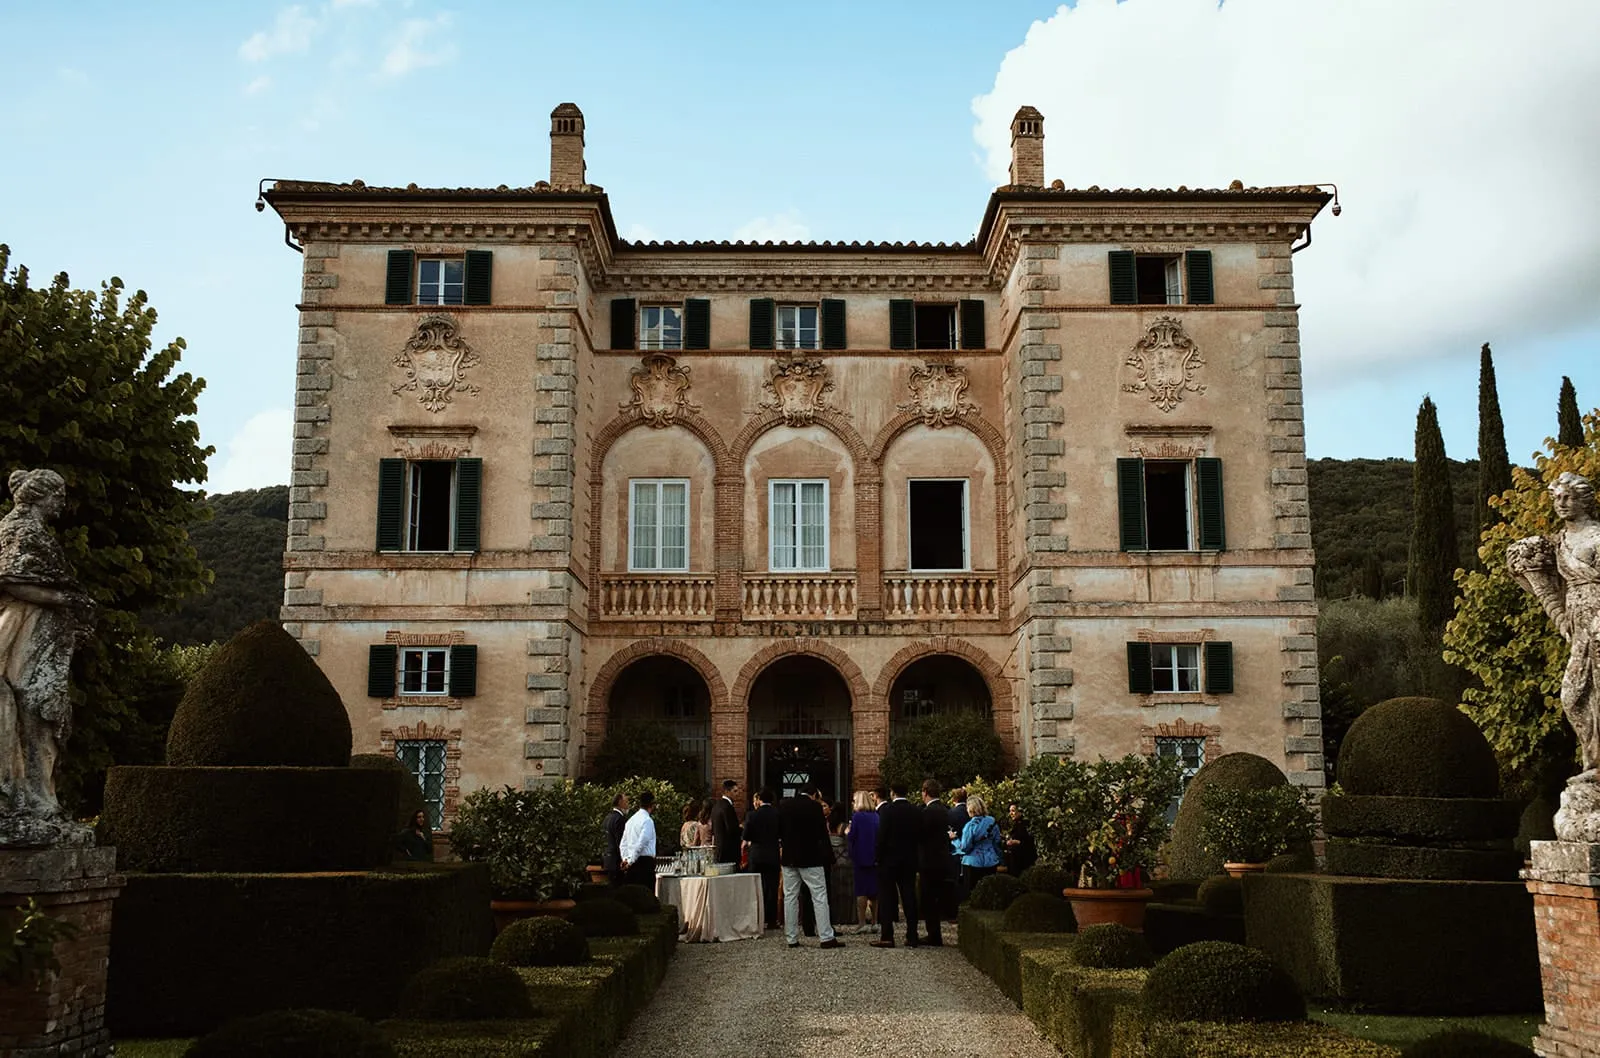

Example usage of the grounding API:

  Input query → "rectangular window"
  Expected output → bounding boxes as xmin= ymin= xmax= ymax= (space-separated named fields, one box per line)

xmin=400 ymin=647 xmax=449 ymax=695
xmin=1134 ymin=255 xmax=1183 ymax=306
xmin=914 ymin=304 xmax=956 ymax=350
xmin=395 ymin=740 xmax=447 ymax=830
xmin=1118 ymin=457 xmax=1224 ymax=552
xmin=629 ymin=479 xmax=689 ymax=571
xmin=908 ymin=479 xmax=967 ymax=571
xmin=769 ymin=479 xmax=829 ymax=571
xmin=417 ymin=258 xmax=465 ymax=306
xmin=777 ymin=305 xmax=819 ymax=350
xmin=1155 ymin=735 xmax=1206 ymax=785
xmin=641 ymin=305 xmax=683 ymax=350
xmin=1143 ymin=460 xmax=1192 ymax=551
xmin=1110 ymin=250 xmax=1214 ymax=306
xmin=1151 ymin=643 xmax=1201 ymax=693
xmin=407 ymin=461 xmax=457 ymax=551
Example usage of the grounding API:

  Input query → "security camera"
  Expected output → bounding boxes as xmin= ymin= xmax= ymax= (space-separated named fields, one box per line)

xmin=1331 ymin=203 xmax=1342 ymax=217
xmin=255 ymin=198 xmax=266 ymax=213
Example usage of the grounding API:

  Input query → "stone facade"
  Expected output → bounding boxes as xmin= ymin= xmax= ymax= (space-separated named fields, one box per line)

xmin=1526 ymin=841 xmax=1600 ymax=1057
xmin=263 ymin=104 xmax=1331 ymax=822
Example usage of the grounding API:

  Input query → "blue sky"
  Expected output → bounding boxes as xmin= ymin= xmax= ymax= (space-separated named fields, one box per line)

xmin=2 ymin=0 xmax=1596 ymax=491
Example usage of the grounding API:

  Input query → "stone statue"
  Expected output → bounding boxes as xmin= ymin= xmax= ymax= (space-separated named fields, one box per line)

xmin=0 ymin=468 xmax=96 ymax=846
xmin=1509 ymin=471 xmax=1600 ymax=842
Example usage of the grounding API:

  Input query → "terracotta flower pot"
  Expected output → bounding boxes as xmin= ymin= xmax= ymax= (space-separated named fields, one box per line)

xmin=1223 ymin=861 xmax=1268 ymax=879
xmin=586 ymin=864 xmax=609 ymax=885
xmin=490 ymin=898 xmax=576 ymax=934
xmin=1062 ymin=886 xmax=1155 ymax=931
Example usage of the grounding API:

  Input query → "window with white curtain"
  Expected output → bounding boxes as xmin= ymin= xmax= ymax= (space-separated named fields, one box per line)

xmin=769 ymin=479 xmax=829 ymax=571
xmin=629 ymin=479 xmax=689 ymax=571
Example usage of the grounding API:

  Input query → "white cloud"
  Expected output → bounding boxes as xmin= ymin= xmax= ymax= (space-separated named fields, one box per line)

xmin=732 ymin=210 xmax=811 ymax=243
xmin=239 ymin=5 xmax=319 ymax=63
xmin=380 ymin=15 xmax=457 ymax=78
xmin=972 ymin=0 xmax=1600 ymax=382
xmin=209 ymin=409 xmax=293 ymax=493
xmin=243 ymin=75 xmax=273 ymax=96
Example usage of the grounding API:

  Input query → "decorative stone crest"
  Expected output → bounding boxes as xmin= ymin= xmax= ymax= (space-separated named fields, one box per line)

xmin=898 ymin=360 xmax=978 ymax=428
xmin=757 ymin=356 xmax=840 ymax=426
xmin=393 ymin=314 xmax=480 ymax=413
xmin=621 ymin=353 xmax=699 ymax=428
xmin=1123 ymin=316 xmax=1205 ymax=413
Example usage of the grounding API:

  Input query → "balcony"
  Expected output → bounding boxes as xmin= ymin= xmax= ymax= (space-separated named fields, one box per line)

xmin=882 ymin=572 xmax=1000 ymax=619
xmin=596 ymin=574 xmax=716 ymax=620
xmin=742 ymin=574 xmax=857 ymax=620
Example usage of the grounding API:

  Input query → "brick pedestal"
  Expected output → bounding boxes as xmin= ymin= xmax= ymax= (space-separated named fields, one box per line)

xmin=1525 ymin=840 xmax=1600 ymax=1058
xmin=0 ymin=846 xmax=123 ymax=1058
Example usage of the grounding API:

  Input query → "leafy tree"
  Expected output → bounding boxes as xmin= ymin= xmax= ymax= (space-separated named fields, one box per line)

xmin=880 ymin=710 xmax=1005 ymax=794
xmin=1476 ymin=344 xmax=1512 ymax=534
xmin=1444 ymin=412 xmax=1597 ymax=789
xmin=1359 ymin=552 xmax=1386 ymax=600
xmin=1559 ymin=376 xmax=1584 ymax=449
xmin=1317 ymin=596 xmax=1436 ymax=779
xmin=590 ymin=720 xmax=705 ymax=797
xmin=1410 ymin=396 xmax=1460 ymax=644
xmin=0 ymin=244 xmax=212 ymax=811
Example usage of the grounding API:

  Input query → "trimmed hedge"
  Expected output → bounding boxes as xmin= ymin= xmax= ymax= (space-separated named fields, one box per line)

xmin=1168 ymin=753 xmax=1290 ymax=881
xmin=186 ymin=1008 xmax=395 ymax=1058
xmin=1020 ymin=947 xmax=1148 ymax=1057
xmin=609 ymin=884 xmax=661 ymax=915
xmin=108 ymin=863 xmax=494 ymax=1036
xmin=1338 ymin=697 xmax=1499 ymax=799
xmin=1071 ymin=924 xmax=1154 ymax=969
xmin=166 ymin=620 xmax=352 ymax=767
xmin=99 ymin=766 xmax=397 ymax=872
xmin=1144 ymin=902 xmax=1246 ymax=957
xmin=1143 ymin=941 xmax=1306 ymax=1024
xmin=968 ymin=872 xmax=1029 ymax=911
xmin=1324 ymin=839 xmax=1521 ymax=882
xmin=1321 ymin=794 xmax=1521 ymax=844
xmin=1142 ymin=1021 xmax=1399 ymax=1058
xmin=565 ymin=898 xmax=639 ymax=937
xmin=397 ymin=957 xmax=536 ymax=1020
xmin=1018 ymin=864 xmax=1077 ymax=896
xmin=957 ymin=908 xmax=1077 ymax=1006
xmin=352 ymin=753 xmax=428 ymax=831
xmin=1197 ymin=875 xmax=1244 ymax=916
xmin=1401 ymin=1029 xmax=1535 ymax=1057
xmin=490 ymin=916 xmax=589 ymax=968
xmin=1002 ymin=892 xmax=1077 ymax=933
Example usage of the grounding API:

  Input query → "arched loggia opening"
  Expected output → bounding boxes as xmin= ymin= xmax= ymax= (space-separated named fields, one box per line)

xmin=603 ymin=655 xmax=712 ymax=789
xmin=746 ymin=656 xmax=853 ymax=804
xmin=888 ymin=654 xmax=994 ymax=741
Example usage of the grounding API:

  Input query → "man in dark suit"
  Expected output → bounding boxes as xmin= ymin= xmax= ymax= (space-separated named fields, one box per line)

xmin=741 ymin=787 xmax=781 ymax=930
xmin=918 ymin=778 xmax=952 ymax=945
xmin=601 ymin=791 xmax=629 ymax=887
xmin=870 ymin=781 xmax=922 ymax=948
xmin=709 ymin=778 xmax=743 ymax=865
xmin=777 ymin=785 xmax=844 ymax=949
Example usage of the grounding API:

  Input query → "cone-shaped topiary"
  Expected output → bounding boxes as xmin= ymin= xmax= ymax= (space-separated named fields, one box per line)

xmin=184 ymin=1009 xmax=394 ymax=1058
xmin=351 ymin=753 xmax=426 ymax=830
xmin=1143 ymin=941 xmax=1305 ymax=1024
xmin=565 ymin=897 xmax=639 ymax=937
xmin=1018 ymin=864 xmax=1076 ymax=896
xmin=1401 ymin=1029 xmax=1535 ymax=1057
xmin=1197 ymin=875 xmax=1244 ymax=916
xmin=1001 ymin=892 xmax=1077 ymax=933
xmin=490 ymin=916 xmax=590 ymax=967
xmin=1167 ymin=753 xmax=1289 ymax=881
xmin=968 ymin=873 xmax=1029 ymax=911
xmin=166 ymin=620 xmax=352 ymax=766
xmin=610 ymin=884 xmax=661 ymax=915
xmin=1071 ymin=923 xmax=1154 ymax=969
xmin=396 ymin=957 xmax=536 ymax=1020
xmin=1338 ymin=697 xmax=1500 ymax=799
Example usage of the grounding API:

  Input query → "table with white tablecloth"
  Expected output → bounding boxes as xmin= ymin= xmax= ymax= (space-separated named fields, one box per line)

xmin=655 ymin=872 xmax=764 ymax=942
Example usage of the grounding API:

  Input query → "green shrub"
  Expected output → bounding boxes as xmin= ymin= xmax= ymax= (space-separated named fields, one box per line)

xmin=1142 ymin=941 xmax=1305 ymax=1023
xmin=573 ymin=883 xmax=612 ymax=902
xmin=351 ymin=753 xmax=427 ymax=830
xmin=489 ymin=916 xmax=589 ymax=968
xmin=968 ymin=873 xmax=1029 ymax=911
xmin=1264 ymin=850 xmax=1312 ymax=873
xmin=565 ymin=898 xmax=639 ymax=937
xmin=880 ymin=711 xmax=1005 ymax=793
xmin=591 ymin=722 xmax=705 ymax=797
xmin=1019 ymin=864 xmax=1076 ymax=896
xmin=450 ymin=783 xmax=608 ymax=901
xmin=1321 ymin=792 xmax=1521 ymax=843
xmin=1196 ymin=875 xmax=1243 ymax=916
xmin=184 ymin=1008 xmax=394 ymax=1058
xmin=601 ymin=777 xmax=691 ymax=857
xmin=610 ymin=884 xmax=661 ymax=915
xmin=397 ymin=957 xmax=536 ymax=1020
xmin=1338 ymin=697 xmax=1500 ymax=798
xmin=1200 ymin=785 xmax=1316 ymax=864
xmin=1070 ymin=923 xmax=1153 ymax=969
xmin=1 ymin=898 xmax=80 ymax=985
xmin=1167 ymin=753 xmax=1289 ymax=881
xmin=165 ymin=620 xmax=352 ymax=766
xmin=1013 ymin=753 xmax=1183 ymax=887
xmin=1001 ymin=892 xmax=1077 ymax=933
xmin=1401 ymin=1030 xmax=1535 ymax=1057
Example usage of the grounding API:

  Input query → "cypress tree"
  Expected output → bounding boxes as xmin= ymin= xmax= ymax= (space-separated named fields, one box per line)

xmin=1409 ymin=395 xmax=1460 ymax=643
xmin=1558 ymin=376 xmax=1584 ymax=448
xmin=1360 ymin=552 xmax=1386 ymax=600
xmin=1476 ymin=343 xmax=1513 ymax=533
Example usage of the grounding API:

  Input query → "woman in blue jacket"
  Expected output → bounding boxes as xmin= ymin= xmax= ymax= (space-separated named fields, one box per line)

xmin=951 ymin=794 xmax=1004 ymax=895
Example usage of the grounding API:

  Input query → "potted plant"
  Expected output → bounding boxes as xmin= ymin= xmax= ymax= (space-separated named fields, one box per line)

xmin=1200 ymin=784 xmax=1317 ymax=877
xmin=450 ymin=782 xmax=609 ymax=931
xmin=1016 ymin=753 xmax=1183 ymax=929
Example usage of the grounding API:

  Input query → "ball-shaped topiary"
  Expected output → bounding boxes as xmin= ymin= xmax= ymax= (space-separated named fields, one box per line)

xmin=1071 ymin=923 xmax=1154 ymax=969
xmin=1400 ymin=1030 xmax=1535 ymax=1058
xmin=1338 ymin=697 xmax=1500 ymax=799
xmin=166 ymin=620 xmax=352 ymax=766
xmin=573 ymin=883 xmax=613 ymax=903
xmin=968 ymin=873 xmax=1030 ymax=911
xmin=610 ymin=883 xmax=661 ymax=915
xmin=396 ymin=956 xmax=536 ymax=1020
xmin=1019 ymin=864 xmax=1077 ymax=897
xmin=1142 ymin=941 xmax=1305 ymax=1024
xmin=565 ymin=897 xmax=639 ymax=937
xmin=1000 ymin=892 xmax=1077 ymax=933
xmin=1197 ymin=875 xmax=1244 ymax=916
xmin=490 ymin=915 xmax=590 ymax=967
xmin=184 ymin=1009 xmax=394 ymax=1058
xmin=351 ymin=753 xmax=427 ymax=830
xmin=1167 ymin=753 xmax=1289 ymax=881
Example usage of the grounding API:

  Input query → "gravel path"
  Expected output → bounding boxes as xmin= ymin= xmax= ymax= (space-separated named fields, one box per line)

xmin=613 ymin=924 xmax=1061 ymax=1058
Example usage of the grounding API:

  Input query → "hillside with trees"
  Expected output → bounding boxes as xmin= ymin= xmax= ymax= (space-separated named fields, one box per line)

xmin=144 ymin=486 xmax=288 ymax=646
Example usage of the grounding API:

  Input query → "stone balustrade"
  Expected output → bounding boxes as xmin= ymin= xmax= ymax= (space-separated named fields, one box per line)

xmin=596 ymin=574 xmax=716 ymax=619
xmin=882 ymin=573 xmax=1000 ymax=618
xmin=741 ymin=574 xmax=857 ymax=619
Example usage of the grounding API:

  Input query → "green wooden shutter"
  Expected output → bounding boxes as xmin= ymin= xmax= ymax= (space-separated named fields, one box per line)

xmin=1185 ymin=250 xmax=1214 ymax=305
xmin=453 ymin=458 xmax=482 ymax=553
xmin=889 ymin=299 xmax=915 ymax=350
xmin=683 ymin=298 xmax=711 ymax=350
xmin=1196 ymin=457 xmax=1226 ymax=551
xmin=749 ymin=298 xmax=776 ymax=350
xmin=1108 ymin=251 xmax=1137 ymax=305
xmin=959 ymin=299 xmax=986 ymax=350
xmin=463 ymin=250 xmax=493 ymax=305
xmin=1204 ymin=641 xmax=1234 ymax=694
xmin=1117 ymin=457 xmax=1147 ymax=551
xmin=821 ymin=298 xmax=847 ymax=350
xmin=1127 ymin=642 xmax=1154 ymax=694
xmin=368 ymin=644 xmax=398 ymax=698
xmin=376 ymin=458 xmax=405 ymax=551
xmin=449 ymin=644 xmax=478 ymax=698
xmin=385 ymin=250 xmax=415 ymax=305
xmin=611 ymin=298 xmax=637 ymax=350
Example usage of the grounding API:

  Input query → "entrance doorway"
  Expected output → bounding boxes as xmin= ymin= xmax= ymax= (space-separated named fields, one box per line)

xmin=603 ymin=655 xmax=712 ymax=790
xmin=746 ymin=655 xmax=853 ymax=804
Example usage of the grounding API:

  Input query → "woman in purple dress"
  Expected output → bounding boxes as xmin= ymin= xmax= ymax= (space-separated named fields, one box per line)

xmin=846 ymin=790 xmax=880 ymax=933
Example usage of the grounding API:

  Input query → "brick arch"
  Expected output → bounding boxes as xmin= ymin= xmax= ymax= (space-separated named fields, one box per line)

xmin=583 ymin=638 xmax=730 ymax=776
xmin=729 ymin=638 xmax=872 ymax=712
xmin=867 ymin=410 xmax=1008 ymax=472
xmin=590 ymin=408 xmax=733 ymax=475
xmin=727 ymin=640 xmax=880 ymax=789
xmin=728 ymin=408 xmax=876 ymax=481
xmin=871 ymin=638 xmax=1020 ymax=768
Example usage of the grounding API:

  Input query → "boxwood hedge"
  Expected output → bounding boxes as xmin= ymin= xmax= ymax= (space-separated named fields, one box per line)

xmin=1324 ymin=839 xmax=1521 ymax=882
xmin=1321 ymin=794 xmax=1521 ymax=844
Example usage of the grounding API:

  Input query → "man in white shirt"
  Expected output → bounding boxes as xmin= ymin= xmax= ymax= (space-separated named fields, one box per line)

xmin=619 ymin=789 xmax=658 ymax=887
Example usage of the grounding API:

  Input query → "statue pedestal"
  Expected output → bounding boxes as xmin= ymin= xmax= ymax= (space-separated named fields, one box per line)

xmin=0 ymin=846 xmax=122 ymax=1058
xmin=1525 ymin=840 xmax=1600 ymax=1058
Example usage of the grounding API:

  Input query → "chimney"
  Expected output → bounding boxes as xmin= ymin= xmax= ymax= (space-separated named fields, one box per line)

xmin=550 ymin=103 xmax=586 ymax=187
xmin=1009 ymin=106 xmax=1045 ymax=187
